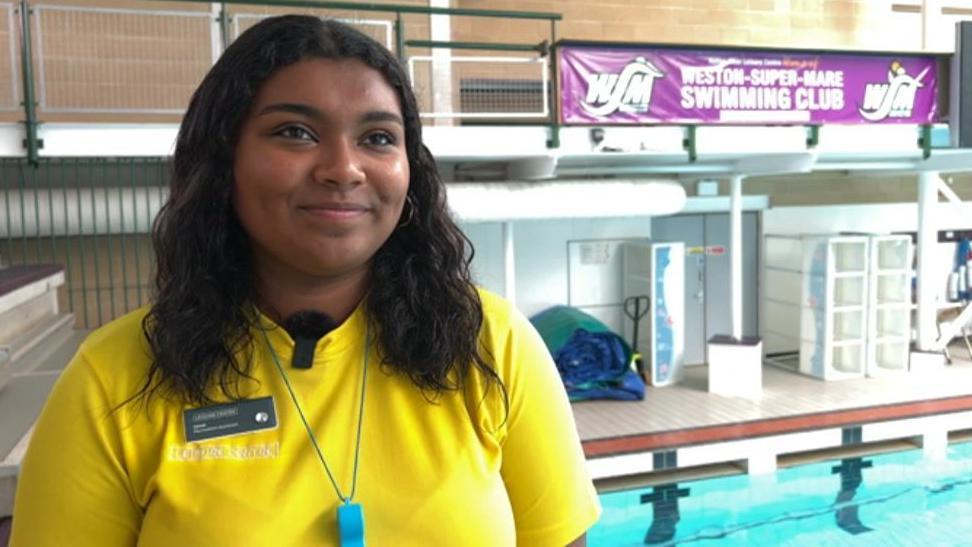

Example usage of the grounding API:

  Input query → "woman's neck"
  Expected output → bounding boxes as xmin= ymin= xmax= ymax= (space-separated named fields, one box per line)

xmin=253 ymin=261 xmax=370 ymax=325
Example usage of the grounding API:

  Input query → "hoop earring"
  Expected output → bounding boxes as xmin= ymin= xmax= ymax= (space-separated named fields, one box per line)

xmin=398 ymin=194 xmax=415 ymax=228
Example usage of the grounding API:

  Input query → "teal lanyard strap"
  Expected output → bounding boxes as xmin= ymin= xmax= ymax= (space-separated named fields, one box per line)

xmin=259 ymin=323 xmax=369 ymax=504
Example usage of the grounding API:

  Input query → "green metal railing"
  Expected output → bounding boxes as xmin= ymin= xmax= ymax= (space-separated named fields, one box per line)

xmin=17 ymin=0 xmax=39 ymax=164
xmin=404 ymin=40 xmax=548 ymax=53
xmin=4 ymin=1 xmax=562 ymax=329
xmin=1 ymin=158 xmax=168 ymax=328
xmin=13 ymin=0 xmax=562 ymax=160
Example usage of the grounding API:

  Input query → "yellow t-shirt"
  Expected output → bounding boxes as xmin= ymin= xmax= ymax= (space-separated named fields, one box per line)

xmin=11 ymin=289 xmax=600 ymax=546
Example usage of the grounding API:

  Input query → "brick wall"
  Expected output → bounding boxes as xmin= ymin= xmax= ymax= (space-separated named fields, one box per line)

xmin=5 ymin=0 xmax=972 ymax=206
xmin=451 ymin=0 xmax=972 ymax=206
xmin=0 ymin=0 xmax=430 ymax=124
xmin=455 ymin=0 xmax=934 ymax=52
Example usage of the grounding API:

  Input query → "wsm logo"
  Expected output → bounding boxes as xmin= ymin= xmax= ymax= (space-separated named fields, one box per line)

xmin=582 ymin=57 xmax=664 ymax=117
xmin=858 ymin=61 xmax=929 ymax=121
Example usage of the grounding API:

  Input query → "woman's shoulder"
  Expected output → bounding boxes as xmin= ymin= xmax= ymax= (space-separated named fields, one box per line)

xmin=475 ymin=287 xmax=510 ymax=319
xmin=75 ymin=306 xmax=154 ymax=381
xmin=475 ymin=287 xmax=524 ymax=335
xmin=475 ymin=288 xmax=542 ymax=356
xmin=82 ymin=306 xmax=150 ymax=351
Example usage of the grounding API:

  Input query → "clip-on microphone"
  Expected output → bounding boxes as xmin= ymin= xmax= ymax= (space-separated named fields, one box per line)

xmin=282 ymin=310 xmax=337 ymax=369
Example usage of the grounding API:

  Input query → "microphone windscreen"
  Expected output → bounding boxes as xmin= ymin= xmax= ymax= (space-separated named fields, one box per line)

xmin=282 ymin=311 xmax=338 ymax=369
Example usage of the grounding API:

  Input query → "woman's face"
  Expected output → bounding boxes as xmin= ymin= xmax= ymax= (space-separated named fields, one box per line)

xmin=232 ymin=57 xmax=410 ymax=283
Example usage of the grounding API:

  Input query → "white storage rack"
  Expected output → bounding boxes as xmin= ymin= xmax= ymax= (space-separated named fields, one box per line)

xmin=763 ymin=235 xmax=870 ymax=380
xmin=866 ymin=235 xmax=914 ymax=376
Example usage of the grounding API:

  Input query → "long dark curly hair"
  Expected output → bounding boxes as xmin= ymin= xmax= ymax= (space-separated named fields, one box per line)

xmin=142 ymin=15 xmax=501 ymax=406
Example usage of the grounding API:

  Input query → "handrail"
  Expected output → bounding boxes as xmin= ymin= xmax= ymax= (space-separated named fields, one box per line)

xmin=405 ymin=40 xmax=547 ymax=54
xmin=169 ymin=0 xmax=561 ymax=21
xmin=11 ymin=0 xmax=563 ymax=157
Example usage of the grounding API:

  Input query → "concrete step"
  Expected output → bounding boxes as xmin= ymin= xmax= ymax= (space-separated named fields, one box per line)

xmin=0 ymin=290 xmax=59 ymax=349
xmin=1 ymin=313 xmax=75 ymax=374
xmin=0 ymin=328 xmax=87 ymax=517
xmin=0 ymin=314 xmax=73 ymax=393
xmin=0 ymin=266 xmax=77 ymax=518
xmin=0 ymin=267 xmax=64 ymax=318
xmin=0 ymin=265 xmax=68 ymax=394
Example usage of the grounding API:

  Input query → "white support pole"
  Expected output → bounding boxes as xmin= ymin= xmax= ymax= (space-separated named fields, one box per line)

xmin=916 ymin=171 xmax=939 ymax=351
xmin=209 ymin=3 xmax=223 ymax=64
xmin=921 ymin=0 xmax=930 ymax=51
xmin=730 ymin=175 xmax=744 ymax=340
xmin=503 ymin=221 xmax=516 ymax=305
xmin=921 ymin=0 xmax=941 ymax=51
xmin=429 ymin=0 xmax=454 ymax=125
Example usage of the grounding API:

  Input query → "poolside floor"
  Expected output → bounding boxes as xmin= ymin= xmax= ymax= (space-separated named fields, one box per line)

xmin=574 ymin=342 xmax=972 ymax=460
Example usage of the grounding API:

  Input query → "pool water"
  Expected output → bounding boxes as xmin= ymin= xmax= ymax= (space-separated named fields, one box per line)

xmin=589 ymin=441 xmax=972 ymax=546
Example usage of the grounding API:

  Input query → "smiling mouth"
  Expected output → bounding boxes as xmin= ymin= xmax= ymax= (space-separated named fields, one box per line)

xmin=299 ymin=204 xmax=370 ymax=220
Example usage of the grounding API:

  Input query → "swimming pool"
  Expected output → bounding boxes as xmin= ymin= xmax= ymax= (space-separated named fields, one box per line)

xmin=589 ymin=441 xmax=972 ymax=546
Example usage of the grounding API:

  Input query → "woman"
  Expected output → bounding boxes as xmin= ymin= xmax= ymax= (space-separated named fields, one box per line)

xmin=11 ymin=15 xmax=600 ymax=547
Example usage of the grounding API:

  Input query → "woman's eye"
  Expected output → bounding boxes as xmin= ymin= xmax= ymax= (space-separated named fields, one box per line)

xmin=364 ymin=132 xmax=396 ymax=147
xmin=276 ymin=126 xmax=315 ymax=141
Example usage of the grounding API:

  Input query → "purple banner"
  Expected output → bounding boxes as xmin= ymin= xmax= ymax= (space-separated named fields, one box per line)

xmin=559 ymin=45 xmax=938 ymax=125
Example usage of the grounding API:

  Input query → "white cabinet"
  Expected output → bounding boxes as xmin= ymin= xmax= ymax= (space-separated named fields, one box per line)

xmin=764 ymin=235 xmax=869 ymax=380
xmin=866 ymin=235 xmax=914 ymax=376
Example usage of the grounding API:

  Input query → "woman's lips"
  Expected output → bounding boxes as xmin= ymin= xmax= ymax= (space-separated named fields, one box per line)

xmin=299 ymin=203 xmax=369 ymax=221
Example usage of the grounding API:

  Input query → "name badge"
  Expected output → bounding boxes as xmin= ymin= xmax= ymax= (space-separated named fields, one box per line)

xmin=183 ymin=397 xmax=277 ymax=442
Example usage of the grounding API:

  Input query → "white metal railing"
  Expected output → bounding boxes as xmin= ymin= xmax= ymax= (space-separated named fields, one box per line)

xmin=232 ymin=13 xmax=394 ymax=51
xmin=1 ymin=3 xmax=18 ymax=112
xmin=408 ymin=55 xmax=548 ymax=119
xmin=32 ymin=4 xmax=214 ymax=114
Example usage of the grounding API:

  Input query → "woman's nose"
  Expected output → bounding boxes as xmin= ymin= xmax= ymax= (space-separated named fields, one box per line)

xmin=312 ymin=137 xmax=365 ymax=186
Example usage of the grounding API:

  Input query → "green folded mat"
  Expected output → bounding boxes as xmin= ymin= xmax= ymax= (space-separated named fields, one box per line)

xmin=530 ymin=305 xmax=626 ymax=356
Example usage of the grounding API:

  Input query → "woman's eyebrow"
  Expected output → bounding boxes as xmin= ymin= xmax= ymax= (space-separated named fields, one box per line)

xmin=254 ymin=104 xmax=402 ymax=127
xmin=360 ymin=111 xmax=404 ymax=126
xmin=256 ymin=102 xmax=323 ymax=120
